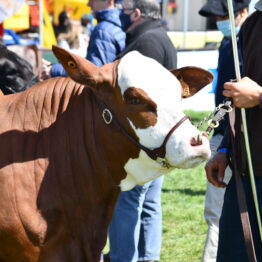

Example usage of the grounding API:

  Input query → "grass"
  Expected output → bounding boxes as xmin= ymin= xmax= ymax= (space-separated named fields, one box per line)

xmin=161 ymin=164 xmax=207 ymax=262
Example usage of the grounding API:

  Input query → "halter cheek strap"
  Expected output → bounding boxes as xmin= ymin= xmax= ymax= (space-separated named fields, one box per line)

xmin=101 ymin=103 xmax=188 ymax=168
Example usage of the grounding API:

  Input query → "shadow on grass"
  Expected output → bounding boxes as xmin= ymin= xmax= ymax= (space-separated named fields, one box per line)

xmin=162 ymin=188 xmax=205 ymax=196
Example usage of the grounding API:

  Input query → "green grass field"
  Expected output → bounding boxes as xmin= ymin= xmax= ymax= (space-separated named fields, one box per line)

xmin=161 ymin=164 xmax=207 ymax=262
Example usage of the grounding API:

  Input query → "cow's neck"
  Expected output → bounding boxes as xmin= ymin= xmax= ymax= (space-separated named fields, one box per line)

xmin=38 ymin=82 xmax=139 ymax=260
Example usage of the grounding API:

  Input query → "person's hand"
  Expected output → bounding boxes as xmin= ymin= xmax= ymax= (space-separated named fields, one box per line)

xmin=223 ymin=77 xmax=262 ymax=108
xmin=205 ymin=152 xmax=228 ymax=188
xmin=41 ymin=59 xmax=52 ymax=81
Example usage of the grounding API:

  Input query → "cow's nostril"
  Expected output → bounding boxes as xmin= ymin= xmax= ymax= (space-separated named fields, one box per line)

xmin=191 ymin=135 xmax=203 ymax=146
xmin=190 ymin=132 xmax=208 ymax=146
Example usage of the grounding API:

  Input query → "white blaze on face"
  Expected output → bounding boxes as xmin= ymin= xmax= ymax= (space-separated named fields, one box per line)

xmin=117 ymin=51 xmax=211 ymax=191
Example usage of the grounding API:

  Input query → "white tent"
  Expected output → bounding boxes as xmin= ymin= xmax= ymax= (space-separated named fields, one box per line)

xmin=0 ymin=0 xmax=25 ymax=23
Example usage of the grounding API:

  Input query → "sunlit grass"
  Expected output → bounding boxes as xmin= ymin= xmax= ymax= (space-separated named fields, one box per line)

xmin=161 ymin=164 xmax=207 ymax=262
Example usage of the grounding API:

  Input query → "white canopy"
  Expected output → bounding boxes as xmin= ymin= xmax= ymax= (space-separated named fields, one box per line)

xmin=0 ymin=0 xmax=25 ymax=23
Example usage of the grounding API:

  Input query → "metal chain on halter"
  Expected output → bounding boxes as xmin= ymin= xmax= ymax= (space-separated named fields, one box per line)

xmin=196 ymin=98 xmax=233 ymax=137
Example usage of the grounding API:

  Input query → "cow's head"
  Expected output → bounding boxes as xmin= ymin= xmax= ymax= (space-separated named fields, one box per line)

xmin=52 ymin=46 xmax=212 ymax=191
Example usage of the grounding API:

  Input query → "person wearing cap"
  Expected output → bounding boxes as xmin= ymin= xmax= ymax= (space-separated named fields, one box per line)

xmin=199 ymin=0 xmax=250 ymax=261
xmin=204 ymin=0 xmax=262 ymax=261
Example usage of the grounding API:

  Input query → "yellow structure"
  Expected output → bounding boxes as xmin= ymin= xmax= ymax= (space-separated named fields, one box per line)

xmin=53 ymin=0 xmax=91 ymax=25
xmin=4 ymin=0 xmax=57 ymax=49
xmin=3 ymin=3 xmax=30 ymax=32
xmin=168 ymin=31 xmax=223 ymax=49
xmin=43 ymin=0 xmax=57 ymax=48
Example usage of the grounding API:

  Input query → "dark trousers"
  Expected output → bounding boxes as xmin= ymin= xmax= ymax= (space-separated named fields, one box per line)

xmin=217 ymin=175 xmax=262 ymax=261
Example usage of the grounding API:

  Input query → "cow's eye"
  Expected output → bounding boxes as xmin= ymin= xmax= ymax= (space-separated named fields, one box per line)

xmin=67 ymin=61 xmax=76 ymax=68
xmin=126 ymin=97 xmax=141 ymax=105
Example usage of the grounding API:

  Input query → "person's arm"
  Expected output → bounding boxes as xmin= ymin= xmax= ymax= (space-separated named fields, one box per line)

xmin=41 ymin=59 xmax=67 ymax=80
xmin=205 ymin=126 xmax=231 ymax=188
xmin=223 ymin=77 xmax=262 ymax=108
xmin=217 ymin=126 xmax=231 ymax=152
xmin=50 ymin=63 xmax=67 ymax=77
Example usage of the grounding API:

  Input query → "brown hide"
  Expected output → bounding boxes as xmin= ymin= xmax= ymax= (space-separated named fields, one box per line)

xmin=0 ymin=75 xmax=139 ymax=261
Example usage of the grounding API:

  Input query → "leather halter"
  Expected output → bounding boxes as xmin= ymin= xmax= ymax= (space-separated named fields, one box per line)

xmin=100 ymin=101 xmax=189 ymax=168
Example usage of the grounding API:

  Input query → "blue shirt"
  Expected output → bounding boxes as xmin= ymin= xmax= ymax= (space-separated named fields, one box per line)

xmin=51 ymin=8 xmax=126 ymax=76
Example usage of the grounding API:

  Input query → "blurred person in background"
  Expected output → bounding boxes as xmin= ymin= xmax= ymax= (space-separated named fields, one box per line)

xmin=42 ymin=0 xmax=125 ymax=78
xmin=106 ymin=0 xmax=177 ymax=261
xmin=57 ymin=19 xmax=89 ymax=57
xmin=86 ymin=0 xmax=126 ymax=66
xmin=54 ymin=10 xmax=71 ymax=37
xmin=81 ymin=13 xmax=95 ymax=36
xmin=198 ymin=0 xmax=250 ymax=261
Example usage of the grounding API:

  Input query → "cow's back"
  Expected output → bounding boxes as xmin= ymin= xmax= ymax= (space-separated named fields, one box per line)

xmin=0 ymin=76 xmax=124 ymax=261
xmin=0 ymin=77 xmax=92 ymax=261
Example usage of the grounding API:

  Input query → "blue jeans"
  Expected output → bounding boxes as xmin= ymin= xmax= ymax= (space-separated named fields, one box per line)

xmin=217 ymin=175 xmax=262 ymax=261
xmin=108 ymin=176 xmax=164 ymax=262
xmin=202 ymin=134 xmax=232 ymax=262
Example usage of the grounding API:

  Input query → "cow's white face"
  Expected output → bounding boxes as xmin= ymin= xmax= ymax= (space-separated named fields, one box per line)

xmin=117 ymin=51 xmax=211 ymax=191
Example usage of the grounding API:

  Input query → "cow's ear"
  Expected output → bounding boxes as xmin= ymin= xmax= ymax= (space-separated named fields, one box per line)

xmin=170 ymin=66 xmax=213 ymax=98
xmin=52 ymin=45 xmax=109 ymax=86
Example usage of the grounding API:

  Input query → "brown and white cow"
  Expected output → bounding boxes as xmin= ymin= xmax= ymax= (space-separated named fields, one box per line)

xmin=0 ymin=46 xmax=212 ymax=262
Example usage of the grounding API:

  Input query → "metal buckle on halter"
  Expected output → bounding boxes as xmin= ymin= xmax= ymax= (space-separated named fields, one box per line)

xmin=197 ymin=98 xmax=233 ymax=137
xmin=207 ymin=119 xmax=219 ymax=129
xmin=217 ymin=101 xmax=233 ymax=113
xmin=102 ymin=109 xmax=113 ymax=125
xmin=156 ymin=158 xmax=171 ymax=169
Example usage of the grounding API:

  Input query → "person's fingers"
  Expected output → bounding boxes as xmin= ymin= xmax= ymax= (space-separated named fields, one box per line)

xmin=205 ymin=158 xmax=227 ymax=188
xmin=217 ymin=168 xmax=227 ymax=188
xmin=206 ymin=169 xmax=219 ymax=186
xmin=205 ymin=164 xmax=219 ymax=187
xmin=223 ymin=89 xmax=237 ymax=97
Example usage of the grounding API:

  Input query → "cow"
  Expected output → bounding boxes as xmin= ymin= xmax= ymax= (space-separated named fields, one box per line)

xmin=0 ymin=46 xmax=212 ymax=262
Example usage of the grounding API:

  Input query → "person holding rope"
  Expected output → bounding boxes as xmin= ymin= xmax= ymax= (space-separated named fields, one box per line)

xmin=205 ymin=0 xmax=262 ymax=261
xmin=198 ymin=0 xmax=250 ymax=261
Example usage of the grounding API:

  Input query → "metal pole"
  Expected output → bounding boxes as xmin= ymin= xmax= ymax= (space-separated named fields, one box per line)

xmin=161 ymin=0 xmax=168 ymax=20
xmin=39 ymin=0 xmax=44 ymax=47
xmin=227 ymin=0 xmax=262 ymax=242
xmin=183 ymin=0 xmax=189 ymax=48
